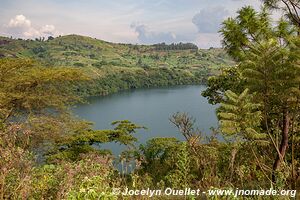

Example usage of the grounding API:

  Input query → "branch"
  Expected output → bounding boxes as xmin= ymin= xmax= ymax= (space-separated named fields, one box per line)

xmin=288 ymin=0 xmax=300 ymax=22
xmin=282 ymin=0 xmax=300 ymax=25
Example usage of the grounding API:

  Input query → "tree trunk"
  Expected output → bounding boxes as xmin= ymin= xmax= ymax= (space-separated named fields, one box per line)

xmin=229 ymin=146 xmax=238 ymax=182
xmin=290 ymin=114 xmax=296 ymax=189
xmin=272 ymin=109 xmax=290 ymax=183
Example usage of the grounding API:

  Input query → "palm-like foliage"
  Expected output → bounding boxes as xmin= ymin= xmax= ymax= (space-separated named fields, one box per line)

xmin=239 ymin=38 xmax=300 ymax=120
xmin=220 ymin=6 xmax=273 ymax=61
xmin=218 ymin=89 xmax=266 ymax=143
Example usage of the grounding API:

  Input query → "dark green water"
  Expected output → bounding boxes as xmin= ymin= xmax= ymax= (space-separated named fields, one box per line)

xmin=73 ymin=85 xmax=218 ymax=155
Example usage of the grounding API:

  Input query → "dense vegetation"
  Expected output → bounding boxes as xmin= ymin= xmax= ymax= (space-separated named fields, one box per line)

xmin=0 ymin=35 xmax=234 ymax=96
xmin=153 ymin=42 xmax=198 ymax=51
xmin=0 ymin=2 xmax=300 ymax=200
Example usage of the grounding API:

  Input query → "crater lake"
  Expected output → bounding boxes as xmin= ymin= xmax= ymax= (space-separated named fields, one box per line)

xmin=73 ymin=85 xmax=218 ymax=155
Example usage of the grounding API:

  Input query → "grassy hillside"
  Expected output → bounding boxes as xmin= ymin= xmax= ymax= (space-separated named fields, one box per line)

xmin=0 ymin=34 xmax=235 ymax=95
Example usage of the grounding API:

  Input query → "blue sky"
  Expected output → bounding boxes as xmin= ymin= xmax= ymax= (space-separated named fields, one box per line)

xmin=0 ymin=0 xmax=264 ymax=48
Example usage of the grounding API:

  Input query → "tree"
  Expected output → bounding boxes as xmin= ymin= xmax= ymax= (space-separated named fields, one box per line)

xmin=48 ymin=120 xmax=145 ymax=162
xmin=47 ymin=36 xmax=54 ymax=41
xmin=0 ymin=59 xmax=86 ymax=117
xmin=0 ymin=58 xmax=90 ymax=148
xmin=202 ymin=66 xmax=243 ymax=105
xmin=207 ymin=6 xmax=300 ymax=183
xmin=238 ymin=39 xmax=300 ymax=181
xmin=262 ymin=0 xmax=300 ymax=28
xmin=220 ymin=6 xmax=274 ymax=61
xmin=218 ymin=89 xmax=266 ymax=181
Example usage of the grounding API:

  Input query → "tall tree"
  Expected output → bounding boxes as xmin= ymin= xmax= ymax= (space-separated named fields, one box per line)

xmin=206 ymin=6 xmax=300 ymax=183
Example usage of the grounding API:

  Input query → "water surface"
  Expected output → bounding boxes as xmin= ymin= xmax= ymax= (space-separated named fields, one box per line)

xmin=73 ymin=85 xmax=218 ymax=155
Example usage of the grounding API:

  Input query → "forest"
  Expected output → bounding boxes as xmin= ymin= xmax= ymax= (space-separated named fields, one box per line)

xmin=0 ymin=0 xmax=300 ymax=199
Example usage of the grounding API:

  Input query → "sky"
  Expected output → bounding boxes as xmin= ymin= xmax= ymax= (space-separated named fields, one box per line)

xmin=0 ymin=0 xmax=266 ymax=48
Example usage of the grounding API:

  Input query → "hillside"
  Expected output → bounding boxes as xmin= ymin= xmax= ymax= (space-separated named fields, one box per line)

xmin=0 ymin=34 xmax=235 ymax=95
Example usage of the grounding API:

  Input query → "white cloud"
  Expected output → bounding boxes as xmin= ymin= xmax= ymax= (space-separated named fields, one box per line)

xmin=5 ymin=15 xmax=60 ymax=38
xmin=24 ymin=27 xmax=40 ymax=37
xmin=192 ymin=7 xmax=230 ymax=33
xmin=8 ymin=14 xmax=31 ymax=28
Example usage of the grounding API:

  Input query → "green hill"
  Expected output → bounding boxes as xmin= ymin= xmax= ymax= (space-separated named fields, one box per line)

xmin=0 ymin=34 xmax=234 ymax=95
